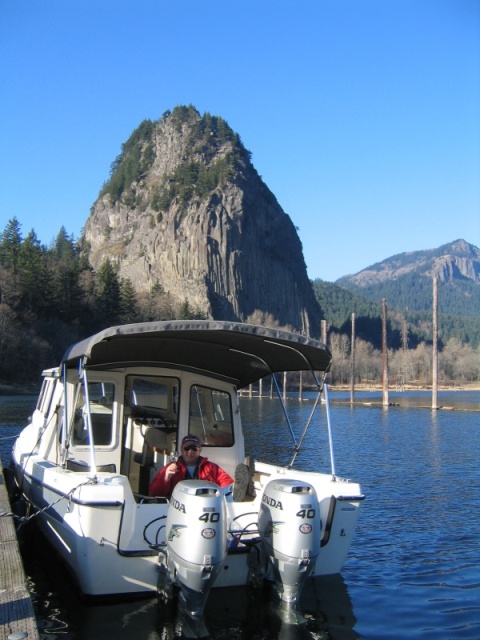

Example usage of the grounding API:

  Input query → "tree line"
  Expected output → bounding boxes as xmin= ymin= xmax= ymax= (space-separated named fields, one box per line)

xmin=0 ymin=217 xmax=205 ymax=384
xmin=327 ymin=331 xmax=480 ymax=387
xmin=313 ymin=279 xmax=480 ymax=349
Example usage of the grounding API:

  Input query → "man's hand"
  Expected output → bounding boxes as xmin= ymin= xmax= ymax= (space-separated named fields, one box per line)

xmin=165 ymin=462 xmax=178 ymax=479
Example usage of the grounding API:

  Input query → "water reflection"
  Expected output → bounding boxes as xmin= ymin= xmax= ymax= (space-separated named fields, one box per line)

xmin=203 ymin=574 xmax=358 ymax=639
xmin=5 ymin=393 xmax=358 ymax=639
xmin=22 ymin=521 xmax=358 ymax=639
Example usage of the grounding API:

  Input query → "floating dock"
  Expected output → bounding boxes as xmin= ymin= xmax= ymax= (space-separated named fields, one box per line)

xmin=0 ymin=461 xmax=39 ymax=640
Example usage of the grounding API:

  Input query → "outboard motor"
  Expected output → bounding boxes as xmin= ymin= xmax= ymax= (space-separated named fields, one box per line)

xmin=162 ymin=480 xmax=228 ymax=618
xmin=258 ymin=479 xmax=321 ymax=608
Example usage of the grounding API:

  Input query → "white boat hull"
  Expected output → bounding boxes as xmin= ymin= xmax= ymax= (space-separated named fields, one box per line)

xmin=12 ymin=454 xmax=362 ymax=596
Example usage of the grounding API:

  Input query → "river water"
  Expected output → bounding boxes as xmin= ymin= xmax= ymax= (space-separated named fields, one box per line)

xmin=1 ymin=391 xmax=479 ymax=639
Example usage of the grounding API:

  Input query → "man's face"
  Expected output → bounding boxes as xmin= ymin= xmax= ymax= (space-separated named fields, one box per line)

xmin=182 ymin=443 xmax=201 ymax=464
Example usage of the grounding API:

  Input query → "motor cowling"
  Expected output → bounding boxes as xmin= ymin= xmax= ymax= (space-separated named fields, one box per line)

xmin=258 ymin=478 xmax=321 ymax=604
xmin=164 ymin=480 xmax=227 ymax=615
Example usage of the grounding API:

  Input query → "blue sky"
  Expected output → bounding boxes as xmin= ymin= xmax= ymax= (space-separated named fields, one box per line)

xmin=1 ymin=0 xmax=479 ymax=282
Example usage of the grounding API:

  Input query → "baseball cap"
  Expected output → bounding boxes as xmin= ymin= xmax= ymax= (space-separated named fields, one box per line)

xmin=181 ymin=434 xmax=202 ymax=448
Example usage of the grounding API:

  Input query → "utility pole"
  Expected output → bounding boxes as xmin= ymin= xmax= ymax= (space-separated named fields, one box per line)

xmin=382 ymin=298 xmax=389 ymax=407
xmin=350 ymin=312 xmax=356 ymax=404
xmin=432 ymin=275 xmax=438 ymax=410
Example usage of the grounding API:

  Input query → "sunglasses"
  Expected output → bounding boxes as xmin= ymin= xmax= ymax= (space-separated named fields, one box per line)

xmin=183 ymin=445 xmax=199 ymax=452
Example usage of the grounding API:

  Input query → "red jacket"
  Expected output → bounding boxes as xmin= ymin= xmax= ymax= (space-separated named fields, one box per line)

xmin=149 ymin=456 xmax=233 ymax=498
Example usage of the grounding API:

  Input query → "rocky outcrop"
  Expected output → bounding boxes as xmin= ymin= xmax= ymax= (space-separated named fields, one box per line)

xmin=432 ymin=241 xmax=480 ymax=283
xmin=81 ymin=106 xmax=321 ymax=336
xmin=338 ymin=239 xmax=480 ymax=288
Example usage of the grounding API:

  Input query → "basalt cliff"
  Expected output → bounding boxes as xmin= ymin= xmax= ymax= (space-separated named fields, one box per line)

xmin=81 ymin=106 xmax=321 ymax=336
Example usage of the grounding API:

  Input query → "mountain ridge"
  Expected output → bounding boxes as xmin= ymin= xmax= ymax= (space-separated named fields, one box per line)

xmin=314 ymin=239 xmax=480 ymax=348
xmin=333 ymin=239 xmax=480 ymax=317
xmin=336 ymin=239 xmax=480 ymax=288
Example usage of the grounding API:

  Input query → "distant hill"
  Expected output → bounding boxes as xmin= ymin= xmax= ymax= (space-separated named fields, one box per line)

xmin=336 ymin=239 xmax=479 ymax=310
xmin=336 ymin=240 xmax=480 ymax=316
xmin=314 ymin=240 xmax=480 ymax=348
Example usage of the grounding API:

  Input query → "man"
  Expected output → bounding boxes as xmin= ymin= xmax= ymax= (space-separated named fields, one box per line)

xmin=149 ymin=434 xmax=235 ymax=499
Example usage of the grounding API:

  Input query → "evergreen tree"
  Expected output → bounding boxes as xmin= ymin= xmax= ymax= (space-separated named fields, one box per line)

xmin=0 ymin=217 xmax=22 ymax=277
xmin=119 ymin=278 xmax=138 ymax=324
xmin=0 ymin=302 xmax=19 ymax=379
xmin=178 ymin=298 xmax=206 ymax=320
xmin=95 ymin=259 xmax=121 ymax=327
xmin=179 ymin=299 xmax=193 ymax=320
xmin=18 ymin=229 xmax=51 ymax=311
xmin=99 ymin=119 xmax=155 ymax=203
xmin=54 ymin=261 xmax=83 ymax=322
xmin=53 ymin=226 xmax=76 ymax=261
xmin=48 ymin=228 xmax=85 ymax=322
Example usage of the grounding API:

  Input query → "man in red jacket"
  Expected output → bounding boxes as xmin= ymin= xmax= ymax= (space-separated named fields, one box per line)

xmin=149 ymin=434 xmax=234 ymax=499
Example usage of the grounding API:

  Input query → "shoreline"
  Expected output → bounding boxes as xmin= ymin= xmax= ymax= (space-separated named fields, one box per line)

xmin=329 ymin=383 xmax=480 ymax=392
xmin=2 ymin=382 xmax=480 ymax=397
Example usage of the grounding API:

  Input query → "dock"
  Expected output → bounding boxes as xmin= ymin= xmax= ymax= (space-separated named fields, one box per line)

xmin=0 ymin=462 xmax=39 ymax=640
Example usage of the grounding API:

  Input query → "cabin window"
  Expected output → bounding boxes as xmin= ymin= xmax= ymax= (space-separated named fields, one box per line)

xmin=72 ymin=382 xmax=115 ymax=446
xmin=126 ymin=376 xmax=179 ymax=422
xmin=188 ymin=385 xmax=234 ymax=447
xmin=36 ymin=377 xmax=55 ymax=416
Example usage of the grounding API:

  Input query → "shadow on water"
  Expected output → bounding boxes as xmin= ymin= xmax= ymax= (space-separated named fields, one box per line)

xmin=20 ymin=523 xmax=359 ymax=640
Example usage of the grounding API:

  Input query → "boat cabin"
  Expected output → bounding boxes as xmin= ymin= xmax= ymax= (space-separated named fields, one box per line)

xmin=32 ymin=366 xmax=245 ymax=497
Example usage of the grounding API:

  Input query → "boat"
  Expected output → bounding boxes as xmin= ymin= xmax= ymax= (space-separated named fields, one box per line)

xmin=9 ymin=320 xmax=363 ymax=621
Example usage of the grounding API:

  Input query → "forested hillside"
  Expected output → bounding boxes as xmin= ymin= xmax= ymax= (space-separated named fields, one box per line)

xmin=0 ymin=218 xmax=207 ymax=384
xmin=336 ymin=240 xmax=480 ymax=316
xmin=313 ymin=279 xmax=480 ymax=350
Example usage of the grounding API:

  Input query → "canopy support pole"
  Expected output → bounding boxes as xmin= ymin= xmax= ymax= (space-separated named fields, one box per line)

xmin=80 ymin=359 xmax=98 ymax=478
xmin=323 ymin=383 xmax=336 ymax=477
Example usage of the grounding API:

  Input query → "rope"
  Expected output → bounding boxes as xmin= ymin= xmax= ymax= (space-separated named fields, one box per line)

xmin=1 ymin=478 xmax=96 ymax=528
xmin=0 ymin=433 xmax=20 ymax=442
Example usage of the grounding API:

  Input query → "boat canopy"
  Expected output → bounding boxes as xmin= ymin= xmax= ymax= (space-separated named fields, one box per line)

xmin=61 ymin=320 xmax=332 ymax=389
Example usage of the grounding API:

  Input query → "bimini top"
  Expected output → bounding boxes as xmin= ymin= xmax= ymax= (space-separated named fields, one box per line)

xmin=61 ymin=320 xmax=332 ymax=389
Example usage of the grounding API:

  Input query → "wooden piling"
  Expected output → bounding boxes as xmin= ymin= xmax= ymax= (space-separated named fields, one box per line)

xmin=350 ymin=313 xmax=356 ymax=404
xmin=321 ymin=319 xmax=327 ymax=345
xmin=432 ymin=275 xmax=439 ymax=410
xmin=382 ymin=298 xmax=389 ymax=407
